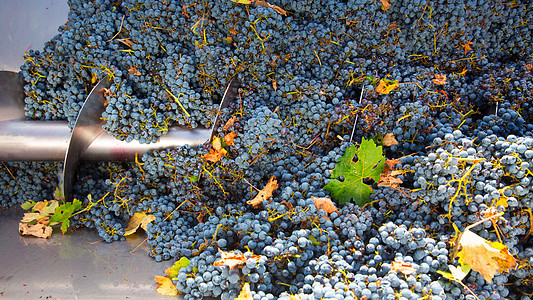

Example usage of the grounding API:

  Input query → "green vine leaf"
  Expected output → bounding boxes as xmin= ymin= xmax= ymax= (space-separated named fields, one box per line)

xmin=324 ymin=138 xmax=385 ymax=206
xmin=49 ymin=199 xmax=82 ymax=233
xmin=165 ymin=257 xmax=191 ymax=279
xmin=21 ymin=200 xmax=37 ymax=210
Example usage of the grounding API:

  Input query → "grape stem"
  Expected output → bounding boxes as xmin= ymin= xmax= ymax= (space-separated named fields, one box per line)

xmin=349 ymin=86 xmax=364 ymax=143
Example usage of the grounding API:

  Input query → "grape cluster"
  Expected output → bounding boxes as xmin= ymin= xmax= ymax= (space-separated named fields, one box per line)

xmin=2 ymin=0 xmax=533 ymax=299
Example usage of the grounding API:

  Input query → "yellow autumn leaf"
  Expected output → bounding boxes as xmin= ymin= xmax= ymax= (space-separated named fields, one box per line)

xmin=236 ymin=282 xmax=253 ymax=300
xmin=155 ymin=276 xmax=178 ymax=296
xmin=448 ymin=264 xmax=470 ymax=281
xmin=124 ymin=212 xmax=155 ymax=236
xmin=457 ymin=229 xmax=517 ymax=283
xmin=375 ymin=79 xmax=399 ymax=94
xmin=230 ymin=0 xmax=253 ymax=4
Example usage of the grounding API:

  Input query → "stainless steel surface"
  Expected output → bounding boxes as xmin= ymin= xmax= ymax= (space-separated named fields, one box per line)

xmin=0 ymin=120 xmax=211 ymax=161
xmin=62 ymin=78 xmax=110 ymax=201
xmin=210 ymin=77 xmax=240 ymax=142
xmin=0 ymin=206 xmax=173 ymax=299
xmin=0 ymin=71 xmax=25 ymax=121
xmin=85 ymin=126 xmax=210 ymax=161
xmin=0 ymin=120 xmax=70 ymax=161
xmin=0 ymin=0 xmax=69 ymax=72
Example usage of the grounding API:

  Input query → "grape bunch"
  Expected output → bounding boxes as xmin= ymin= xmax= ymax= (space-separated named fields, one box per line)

xmin=2 ymin=0 xmax=533 ymax=299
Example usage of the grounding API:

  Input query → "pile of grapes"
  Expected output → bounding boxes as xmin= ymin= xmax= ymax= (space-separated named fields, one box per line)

xmin=2 ymin=0 xmax=533 ymax=299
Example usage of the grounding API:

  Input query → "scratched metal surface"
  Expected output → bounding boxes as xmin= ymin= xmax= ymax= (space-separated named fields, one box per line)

xmin=0 ymin=207 xmax=174 ymax=299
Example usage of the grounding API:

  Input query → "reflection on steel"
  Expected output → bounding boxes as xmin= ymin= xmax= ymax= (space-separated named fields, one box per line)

xmin=210 ymin=76 xmax=240 ymax=142
xmin=0 ymin=71 xmax=25 ymax=121
xmin=0 ymin=120 xmax=69 ymax=161
xmin=62 ymin=78 xmax=110 ymax=200
xmin=0 ymin=120 xmax=211 ymax=161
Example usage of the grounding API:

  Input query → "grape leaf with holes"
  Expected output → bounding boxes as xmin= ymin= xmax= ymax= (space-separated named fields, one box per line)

xmin=324 ymin=138 xmax=385 ymax=205
xmin=49 ymin=199 xmax=82 ymax=234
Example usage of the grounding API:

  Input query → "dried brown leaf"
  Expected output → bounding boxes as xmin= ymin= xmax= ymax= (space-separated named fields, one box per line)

xmin=382 ymin=133 xmax=398 ymax=146
xmin=223 ymin=131 xmax=237 ymax=146
xmin=202 ymin=137 xmax=227 ymax=162
xmin=247 ymin=176 xmax=279 ymax=208
xmin=461 ymin=41 xmax=474 ymax=55
xmin=223 ymin=116 xmax=239 ymax=131
xmin=378 ymin=159 xmax=404 ymax=188
xmin=312 ymin=196 xmax=338 ymax=219
xmin=432 ymin=74 xmax=447 ymax=85
xmin=128 ymin=66 xmax=141 ymax=76
xmin=377 ymin=173 xmax=403 ymax=188
xmin=254 ymin=0 xmax=287 ymax=16
xmin=375 ymin=79 xmax=399 ymax=94
xmin=380 ymin=0 xmax=391 ymax=10
xmin=203 ymin=148 xmax=227 ymax=163
xmin=280 ymin=200 xmax=293 ymax=211
xmin=117 ymin=38 xmax=134 ymax=48
xmin=19 ymin=222 xmax=53 ymax=238
xmin=391 ymin=261 xmax=416 ymax=275
xmin=124 ymin=212 xmax=155 ymax=236
xmin=213 ymin=249 xmax=261 ymax=270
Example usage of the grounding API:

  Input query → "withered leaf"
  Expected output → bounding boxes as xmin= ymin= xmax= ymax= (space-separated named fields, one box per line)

xmin=382 ymin=133 xmax=398 ymax=146
xmin=280 ymin=200 xmax=293 ymax=211
xmin=391 ymin=261 xmax=416 ymax=275
xmin=128 ymin=66 xmax=141 ymax=76
xmin=432 ymin=74 xmax=447 ymax=85
xmin=378 ymin=159 xmax=404 ymax=188
xmin=375 ymin=79 xmax=399 ymax=95
xmin=223 ymin=116 xmax=239 ymax=131
xmin=117 ymin=38 xmax=134 ymax=48
xmin=22 ymin=212 xmax=46 ymax=223
xmin=19 ymin=222 xmax=53 ymax=239
xmin=254 ymin=1 xmax=287 ymax=16
xmin=213 ymin=137 xmax=223 ymax=151
xmin=457 ymin=229 xmax=517 ymax=283
xmin=33 ymin=200 xmax=59 ymax=215
xmin=380 ymin=0 xmax=391 ymax=10
xmin=124 ymin=212 xmax=155 ymax=236
xmin=223 ymin=131 xmax=237 ymax=146
xmin=155 ymin=276 xmax=178 ymax=296
xmin=214 ymin=249 xmax=261 ymax=270
xmin=311 ymin=196 xmax=338 ymax=219
xmin=461 ymin=41 xmax=473 ymax=55
xmin=377 ymin=173 xmax=403 ymax=188
xmin=202 ymin=137 xmax=227 ymax=163
xmin=203 ymin=148 xmax=227 ymax=163
xmin=247 ymin=176 xmax=279 ymax=208
xmin=236 ymin=282 xmax=253 ymax=300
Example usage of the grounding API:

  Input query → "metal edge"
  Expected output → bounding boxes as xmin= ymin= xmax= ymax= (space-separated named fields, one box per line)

xmin=62 ymin=78 xmax=111 ymax=201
